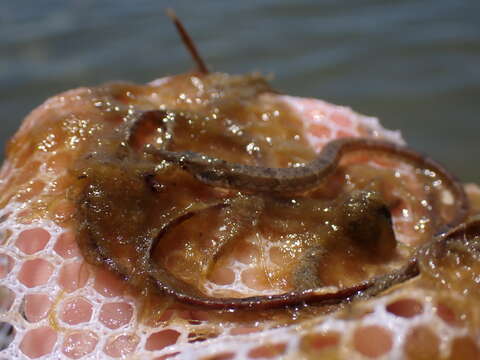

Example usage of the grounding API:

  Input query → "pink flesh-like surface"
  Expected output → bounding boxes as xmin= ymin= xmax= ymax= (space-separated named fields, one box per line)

xmin=0 ymin=74 xmax=479 ymax=359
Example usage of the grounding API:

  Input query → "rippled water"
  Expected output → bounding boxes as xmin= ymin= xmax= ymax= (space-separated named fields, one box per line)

xmin=1 ymin=0 xmax=479 ymax=181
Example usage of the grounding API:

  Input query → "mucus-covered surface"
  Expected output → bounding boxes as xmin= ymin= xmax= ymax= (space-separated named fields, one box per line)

xmin=0 ymin=72 xmax=479 ymax=359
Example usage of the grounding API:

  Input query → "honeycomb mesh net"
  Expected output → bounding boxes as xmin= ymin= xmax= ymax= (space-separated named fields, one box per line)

xmin=0 ymin=82 xmax=479 ymax=359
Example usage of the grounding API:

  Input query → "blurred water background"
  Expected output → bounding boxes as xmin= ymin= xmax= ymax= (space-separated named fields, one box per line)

xmin=1 ymin=0 xmax=479 ymax=181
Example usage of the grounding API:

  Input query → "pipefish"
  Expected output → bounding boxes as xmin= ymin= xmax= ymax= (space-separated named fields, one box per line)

xmin=146 ymin=137 xmax=468 ymax=234
xmin=81 ymin=123 xmax=470 ymax=309
xmin=78 ymin=11 xmax=471 ymax=310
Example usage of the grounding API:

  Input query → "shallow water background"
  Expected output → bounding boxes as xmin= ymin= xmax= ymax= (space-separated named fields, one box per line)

xmin=1 ymin=0 xmax=479 ymax=181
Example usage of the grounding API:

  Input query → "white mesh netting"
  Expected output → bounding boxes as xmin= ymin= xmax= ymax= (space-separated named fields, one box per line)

xmin=0 ymin=78 xmax=479 ymax=359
